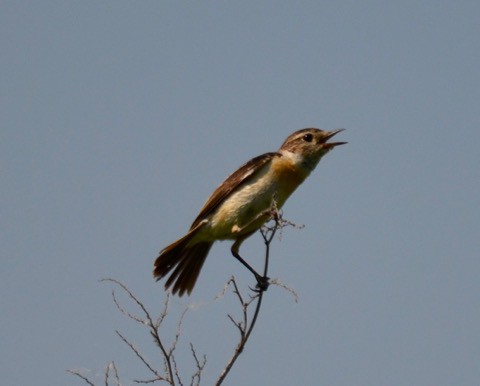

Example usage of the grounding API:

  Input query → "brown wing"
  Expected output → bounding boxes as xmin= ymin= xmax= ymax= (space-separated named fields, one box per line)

xmin=190 ymin=152 xmax=280 ymax=229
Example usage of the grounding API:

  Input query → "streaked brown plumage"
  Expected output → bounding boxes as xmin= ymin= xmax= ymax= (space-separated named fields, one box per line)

xmin=153 ymin=128 xmax=346 ymax=296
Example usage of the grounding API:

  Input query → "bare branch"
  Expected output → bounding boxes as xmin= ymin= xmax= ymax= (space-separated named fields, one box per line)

xmin=105 ymin=361 xmax=121 ymax=386
xmin=155 ymin=292 xmax=171 ymax=328
xmin=227 ymin=313 xmax=244 ymax=335
xmin=216 ymin=280 xmax=264 ymax=385
xmin=115 ymin=330 xmax=165 ymax=382
xmin=72 ymin=201 xmax=297 ymax=386
xmin=68 ymin=363 xmax=121 ymax=386
xmin=100 ymin=278 xmax=174 ymax=385
xmin=189 ymin=343 xmax=206 ymax=386
xmin=100 ymin=278 xmax=151 ymax=325
xmin=170 ymin=308 xmax=188 ymax=356
xmin=67 ymin=369 xmax=96 ymax=386
xmin=215 ymin=204 xmax=298 ymax=385
xmin=270 ymin=278 xmax=300 ymax=303
xmin=171 ymin=354 xmax=184 ymax=386
xmin=168 ymin=307 xmax=190 ymax=386
xmin=133 ymin=379 xmax=163 ymax=384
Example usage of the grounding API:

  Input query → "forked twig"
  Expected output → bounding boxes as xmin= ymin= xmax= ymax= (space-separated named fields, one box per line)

xmin=105 ymin=361 xmax=121 ymax=386
xmin=189 ymin=343 xmax=207 ymax=386
xmin=100 ymin=278 xmax=176 ymax=384
xmin=70 ymin=203 xmax=299 ymax=386
xmin=216 ymin=204 xmax=294 ymax=385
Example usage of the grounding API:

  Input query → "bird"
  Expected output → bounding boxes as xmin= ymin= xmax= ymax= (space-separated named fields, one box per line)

xmin=153 ymin=128 xmax=346 ymax=296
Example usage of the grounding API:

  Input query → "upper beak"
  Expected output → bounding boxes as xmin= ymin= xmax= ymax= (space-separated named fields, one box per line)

xmin=322 ymin=128 xmax=347 ymax=149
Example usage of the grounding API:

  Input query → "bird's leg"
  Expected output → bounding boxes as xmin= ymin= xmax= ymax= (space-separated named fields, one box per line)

xmin=229 ymin=207 xmax=277 ymax=291
xmin=231 ymin=237 xmax=270 ymax=292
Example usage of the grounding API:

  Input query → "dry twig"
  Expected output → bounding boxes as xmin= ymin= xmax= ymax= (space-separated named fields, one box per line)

xmin=215 ymin=205 xmax=295 ymax=385
xmin=70 ymin=203 xmax=299 ymax=386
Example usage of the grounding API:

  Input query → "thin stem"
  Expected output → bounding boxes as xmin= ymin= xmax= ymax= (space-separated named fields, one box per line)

xmin=216 ymin=214 xmax=280 ymax=385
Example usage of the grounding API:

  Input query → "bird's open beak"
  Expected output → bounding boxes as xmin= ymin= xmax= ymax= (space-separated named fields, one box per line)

xmin=322 ymin=128 xmax=347 ymax=149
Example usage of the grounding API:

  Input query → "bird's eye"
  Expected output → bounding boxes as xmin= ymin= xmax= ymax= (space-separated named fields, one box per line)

xmin=303 ymin=133 xmax=313 ymax=142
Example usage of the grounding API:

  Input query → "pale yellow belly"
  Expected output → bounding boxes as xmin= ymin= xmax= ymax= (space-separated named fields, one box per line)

xmin=201 ymin=157 xmax=308 ymax=240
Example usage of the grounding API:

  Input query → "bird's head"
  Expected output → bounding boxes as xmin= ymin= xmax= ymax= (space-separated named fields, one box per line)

xmin=279 ymin=128 xmax=346 ymax=171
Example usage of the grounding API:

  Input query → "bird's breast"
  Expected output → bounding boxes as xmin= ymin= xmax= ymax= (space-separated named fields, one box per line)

xmin=270 ymin=154 xmax=309 ymax=199
xmin=204 ymin=155 xmax=308 ymax=239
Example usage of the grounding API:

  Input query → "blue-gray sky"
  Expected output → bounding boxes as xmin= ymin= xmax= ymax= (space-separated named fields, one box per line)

xmin=2 ymin=2 xmax=479 ymax=385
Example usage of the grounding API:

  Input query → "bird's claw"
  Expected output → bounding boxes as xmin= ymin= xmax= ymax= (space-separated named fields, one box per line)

xmin=250 ymin=275 xmax=270 ymax=293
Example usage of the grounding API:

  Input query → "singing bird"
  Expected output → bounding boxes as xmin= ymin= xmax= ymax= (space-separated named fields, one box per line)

xmin=153 ymin=128 xmax=346 ymax=296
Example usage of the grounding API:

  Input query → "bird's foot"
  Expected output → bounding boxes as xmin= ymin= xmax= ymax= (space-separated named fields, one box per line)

xmin=251 ymin=275 xmax=270 ymax=293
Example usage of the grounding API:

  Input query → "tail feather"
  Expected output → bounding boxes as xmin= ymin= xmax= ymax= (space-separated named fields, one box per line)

xmin=153 ymin=227 xmax=213 ymax=296
xmin=171 ymin=242 xmax=212 ymax=295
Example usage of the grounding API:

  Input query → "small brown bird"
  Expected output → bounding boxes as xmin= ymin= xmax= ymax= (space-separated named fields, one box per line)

xmin=153 ymin=128 xmax=346 ymax=296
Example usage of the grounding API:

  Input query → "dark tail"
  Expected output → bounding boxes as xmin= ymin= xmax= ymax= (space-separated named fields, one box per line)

xmin=153 ymin=227 xmax=213 ymax=296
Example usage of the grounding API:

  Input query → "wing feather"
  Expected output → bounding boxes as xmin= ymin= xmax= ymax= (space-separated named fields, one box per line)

xmin=190 ymin=152 xmax=280 ymax=228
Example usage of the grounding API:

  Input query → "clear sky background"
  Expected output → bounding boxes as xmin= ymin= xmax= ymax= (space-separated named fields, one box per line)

xmin=2 ymin=2 xmax=479 ymax=385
